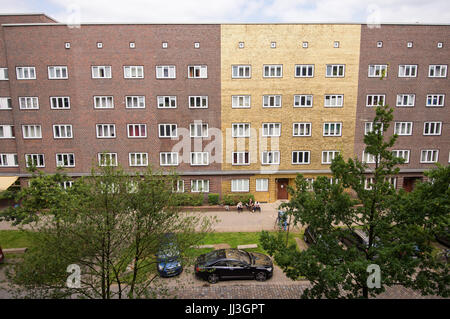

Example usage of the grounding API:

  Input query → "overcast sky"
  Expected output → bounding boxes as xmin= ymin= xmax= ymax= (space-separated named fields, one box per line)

xmin=1 ymin=0 xmax=449 ymax=24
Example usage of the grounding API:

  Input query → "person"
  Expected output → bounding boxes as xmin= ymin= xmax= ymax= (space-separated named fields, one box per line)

xmin=247 ymin=198 xmax=254 ymax=211
xmin=237 ymin=201 xmax=243 ymax=213
xmin=253 ymin=201 xmax=261 ymax=213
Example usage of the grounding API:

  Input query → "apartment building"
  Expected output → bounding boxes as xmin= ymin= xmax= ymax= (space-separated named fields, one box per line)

xmin=0 ymin=14 xmax=448 ymax=201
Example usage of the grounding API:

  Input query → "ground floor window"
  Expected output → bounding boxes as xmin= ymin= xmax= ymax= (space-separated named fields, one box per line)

xmin=231 ymin=179 xmax=249 ymax=192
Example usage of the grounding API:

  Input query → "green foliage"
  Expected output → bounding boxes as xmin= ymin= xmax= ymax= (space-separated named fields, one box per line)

xmin=173 ymin=192 xmax=204 ymax=206
xmin=222 ymin=194 xmax=255 ymax=205
xmin=207 ymin=193 xmax=220 ymax=205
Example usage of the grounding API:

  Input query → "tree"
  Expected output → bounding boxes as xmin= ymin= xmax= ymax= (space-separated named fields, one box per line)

xmin=2 ymin=163 xmax=215 ymax=299
xmin=260 ymin=104 xmax=449 ymax=298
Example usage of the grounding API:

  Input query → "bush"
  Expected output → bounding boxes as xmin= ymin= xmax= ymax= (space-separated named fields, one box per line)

xmin=173 ymin=193 xmax=204 ymax=206
xmin=222 ymin=194 xmax=255 ymax=206
xmin=208 ymin=193 xmax=220 ymax=205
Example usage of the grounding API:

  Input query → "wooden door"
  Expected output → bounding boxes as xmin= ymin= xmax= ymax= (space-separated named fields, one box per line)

xmin=277 ymin=179 xmax=289 ymax=199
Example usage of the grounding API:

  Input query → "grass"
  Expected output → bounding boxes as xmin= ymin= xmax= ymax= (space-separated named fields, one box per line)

xmin=0 ymin=230 xmax=36 ymax=249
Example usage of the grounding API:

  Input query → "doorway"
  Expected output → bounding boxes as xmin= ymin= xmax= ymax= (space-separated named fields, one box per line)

xmin=277 ymin=179 xmax=289 ymax=200
xmin=403 ymin=177 xmax=421 ymax=192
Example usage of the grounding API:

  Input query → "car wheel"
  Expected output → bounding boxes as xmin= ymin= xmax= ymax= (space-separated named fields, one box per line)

xmin=208 ymin=274 xmax=219 ymax=284
xmin=255 ymin=271 xmax=267 ymax=282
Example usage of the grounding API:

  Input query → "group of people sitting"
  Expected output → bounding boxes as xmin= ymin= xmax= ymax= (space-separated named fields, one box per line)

xmin=236 ymin=198 xmax=261 ymax=213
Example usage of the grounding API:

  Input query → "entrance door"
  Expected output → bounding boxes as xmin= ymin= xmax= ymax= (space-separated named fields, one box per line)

xmin=277 ymin=179 xmax=289 ymax=200
xmin=403 ymin=177 xmax=421 ymax=192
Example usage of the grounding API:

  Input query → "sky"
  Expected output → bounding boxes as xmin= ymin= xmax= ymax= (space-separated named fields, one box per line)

xmin=0 ymin=0 xmax=449 ymax=24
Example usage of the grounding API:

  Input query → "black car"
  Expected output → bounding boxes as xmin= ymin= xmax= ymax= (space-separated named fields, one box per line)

xmin=304 ymin=226 xmax=320 ymax=245
xmin=194 ymin=249 xmax=273 ymax=284
xmin=339 ymin=228 xmax=371 ymax=252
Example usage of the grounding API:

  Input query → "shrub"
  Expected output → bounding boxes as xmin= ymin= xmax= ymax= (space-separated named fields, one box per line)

xmin=173 ymin=193 xmax=204 ymax=206
xmin=208 ymin=193 xmax=220 ymax=205
xmin=222 ymin=194 xmax=255 ymax=206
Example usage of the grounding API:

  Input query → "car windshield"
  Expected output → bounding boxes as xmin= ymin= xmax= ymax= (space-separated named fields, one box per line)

xmin=226 ymin=249 xmax=251 ymax=264
xmin=158 ymin=243 xmax=180 ymax=261
xmin=203 ymin=249 xmax=226 ymax=262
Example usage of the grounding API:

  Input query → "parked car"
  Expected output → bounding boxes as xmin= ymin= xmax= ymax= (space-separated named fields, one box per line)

xmin=0 ymin=246 xmax=4 ymax=263
xmin=435 ymin=228 xmax=450 ymax=248
xmin=156 ymin=233 xmax=183 ymax=277
xmin=195 ymin=248 xmax=273 ymax=284
xmin=304 ymin=226 xmax=321 ymax=245
xmin=339 ymin=228 xmax=371 ymax=252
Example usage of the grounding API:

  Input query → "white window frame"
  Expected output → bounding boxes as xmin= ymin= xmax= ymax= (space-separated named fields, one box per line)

xmin=231 ymin=179 xmax=250 ymax=192
xmin=157 ymin=96 xmax=177 ymax=108
xmin=261 ymin=151 xmax=280 ymax=165
xmin=0 ymin=153 xmax=18 ymax=167
xmin=188 ymin=65 xmax=207 ymax=79
xmin=366 ymin=94 xmax=385 ymax=107
xmin=323 ymin=122 xmax=342 ymax=137
xmin=91 ymin=66 xmax=112 ymax=79
xmin=262 ymin=123 xmax=281 ymax=137
xmin=326 ymin=64 xmax=345 ymax=77
xmin=423 ymin=122 xmax=442 ymax=136
xmin=123 ymin=66 xmax=144 ymax=79
xmin=232 ymin=65 xmax=251 ymax=79
xmin=426 ymin=94 xmax=445 ymax=107
xmin=98 ymin=153 xmax=118 ymax=167
xmin=394 ymin=122 xmax=413 ymax=136
xmin=53 ymin=124 xmax=73 ymax=139
xmin=362 ymin=151 xmax=377 ymax=164
xmin=392 ymin=150 xmax=410 ymax=163
xmin=190 ymin=152 xmax=209 ymax=166
xmin=368 ymin=65 xmax=387 ymax=78
xmin=263 ymin=95 xmax=282 ymax=108
xmin=173 ymin=180 xmax=184 ymax=193
xmin=0 ymin=68 xmax=8 ymax=80
xmin=189 ymin=96 xmax=208 ymax=109
xmin=19 ymin=97 xmax=39 ymax=110
xmin=22 ymin=125 xmax=42 ymax=139
xmin=324 ymin=95 xmax=343 ymax=107
xmin=255 ymin=178 xmax=268 ymax=192
xmin=398 ymin=64 xmax=417 ymax=77
xmin=16 ymin=67 xmax=36 ymax=80
xmin=322 ymin=151 xmax=340 ymax=164
xmin=293 ymin=123 xmax=311 ymax=137
xmin=48 ymin=66 xmax=68 ymax=79
xmin=156 ymin=65 xmax=176 ymax=79
xmin=428 ymin=65 xmax=447 ymax=78
xmin=295 ymin=64 xmax=314 ymax=77
xmin=191 ymin=180 xmax=209 ymax=193
xmin=294 ymin=95 xmax=313 ymax=107
xmin=364 ymin=122 xmax=383 ymax=135
xmin=25 ymin=154 xmax=45 ymax=167
xmin=56 ymin=153 xmax=75 ymax=167
xmin=160 ymin=152 xmax=179 ymax=166
xmin=0 ymin=125 xmax=15 ymax=139
xmin=0 ymin=97 xmax=12 ymax=109
xmin=263 ymin=65 xmax=283 ymax=78
xmin=50 ymin=97 xmax=70 ymax=109
xmin=129 ymin=152 xmax=148 ymax=167
xmin=292 ymin=151 xmax=311 ymax=165
xmin=396 ymin=94 xmax=415 ymax=107
xmin=127 ymin=124 xmax=147 ymax=138
xmin=190 ymin=122 xmax=208 ymax=138
xmin=420 ymin=150 xmax=439 ymax=163
xmin=94 ymin=96 xmax=114 ymax=109
xmin=231 ymin=95 xmax=251 ymax=108
xmin=96 ymin=124 xmax=116 ymax=138
xmin=232 ymin=123 xmax=250 ymax=138
xmin=232 ymin=151 xmax=250 ymax=165
xmin=158 ymin=124 xmax=177 ymax=138
xmin=126 ymin=96 xmax=145 ymax=109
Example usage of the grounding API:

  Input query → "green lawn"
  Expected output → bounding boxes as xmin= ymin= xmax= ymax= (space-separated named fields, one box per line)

xmin=0 ymin=230 xmax=36 ymax=249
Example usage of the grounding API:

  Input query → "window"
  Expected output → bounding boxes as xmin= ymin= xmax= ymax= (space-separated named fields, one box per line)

xmin=188 ymin=65 xmax=207 ymax=78
xmin=428 ymin=65 xmax=447 ymax=77
xmin=124 ymin=66 xmax=144 ymax=78
xmin=97 ymin=42 xmax=103 ymax=48
xmin=394 ymin=122 xmax=413 ymax=136
xmin=366 ymin=94 xmax=385 ymax=107
xmin=0 ymin=154 xmax=18 ymax=167
xmin=396 ymin=94 xmax=415 ymax=107
xmin=91 ymin=66 xmax=111 ymax=78
xmin=94 ymin=96 xmax=114 ymax=109
xmin=96 ymin=124 xmax=116 ymax=138
xmin=261 ymin=151 xmax=280 ymax=165
xmin=156 ymin=65 xmax=176 ymax=79
xmin=232 ymin=65 xmax=251 ymax=78
xmin=162 ymin=42 xmax=168 ymax=48
xmin=191 ymin=180 xmax=209 ymax=193
xmin=190 ymin=123 xmax=208 ymax=138
xmin=16 ymin=67 xmax=36 ymax=80
xmin=263 ymin=65 xmax=282 ymax=78
xmin=333 ymin=41 xmax=340 ymax=48
xmin=48 ymin=66 xmax=68 ymax=79
xmin=19 ymin=97 xmax=39 ymax=110
xmin=323 ymin=122 xmax=342 ymax=136
xmin=368 ymin=65 xmax=387 ymax=78
xmin=292 ymin=151 xmax=310 ymax=164
xmin=129 ymin=42 xmax=135 ymax=49
xmin=22 ymin=125 xmax=42 ymax=139
xmin=294 ymin=95 xmax=313 ymax=107
xmin=238 ymin=42 xmax=244 ymax=48
xmin=362 ymin=151 xmax=376 ymax=164
xmin=0 ymin=68 xmax=9 ymax=80
xmin=232 ymin=123 xmax=250 ymax=138
xmin=398 ymin=65 xmax=417 ymax=77
xmin=0 ymin=125 xmax=15 ymax=138
xmin=423 ymin=122 xmax=442 ymax=135
xmin=324 ymin=95 xmax=343 ymax=107
xmin=426 ymin=94 xmax=445 ymax=107
xmin=50 ymin=97 xmax=70 ymax=109
xmin=256 ymin=178 xmax=268 ymax=192
xmin=56 ymin=153 xmax=75 ymax=167
xmin=158 ymin=124 xmax=177 ymax=138
xmin=326 ymin=64 xmax=345 ymax=77
xmin=295 ymin=65 xmax=314 ymax=77
xmin=98 ymin=153 xmax=118 ymax=166
xmin=25 ymin=154 xmax=45 ymax=167
xmin=377 ymin=41 xmax=383 ymax=48
xmin=194 ymin=42 xmax=200 ymax=49
xmin=232 ymin=152 xmax=250 ymax=165
xmin=407 ymin=42 xmax=413 ymax=48
xmin=270 ymin=42 xmax=276 ymax=48
xmin=173 ymin=180 xmax=184 ymax=193
xmin=160 ymin=152 xmax=178 ymax=166
xmin=53 ymin=124 xmax=73 ymax=139
xmin=262 ymin=123 xmax=281 ymax=137
xmin=364 ymin=122 xmax=383 ymax=135
xmin=293 ymin=123 xmax=311 ymax=136
xmin=231 ymin=179 xmax=249 ymax=192
xmin=322 ymin=151 xmax=339 ymax=164
xmin=364 ymin=177 xmax=375 ymax=190
xmin=0 ymin=97 xmax=12 ymax=109
xmin=232 ymin=95 xmax=251 ymax=108
xmin=60 ymin=181 xmax=74 ymax=189
xmin=127 ymin=124 xmax=147 ymax=138
xmin=263 ymin=95 xmax=282 ymax=108
xmin=65 ymin=42 xmax=71 ymax=49
xmin=190 ymin=152 xmax=209 ymax=166
xmin=437 ymin=42 xmax=443 ymax=48
xmin=129 ymin=153 xmax=148 ymax=166
xmin=157 ymin=96 xmax=177 ymax=108
xmin=126 ymin=96 xmax=145 ymax=108
xmin=392 ymin=150 xmax=410 ymax=163
xmin=189 ymin=96 xmax=208 ymax=108
xmin=420 ymin=150 xmax=439 ymax=163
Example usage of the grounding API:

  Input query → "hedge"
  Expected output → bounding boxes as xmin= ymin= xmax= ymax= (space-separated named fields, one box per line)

xmin=208 ymin=193 xmax=220 ymax=205
xmin=221 ymin=194 xmax=255 ymax=206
